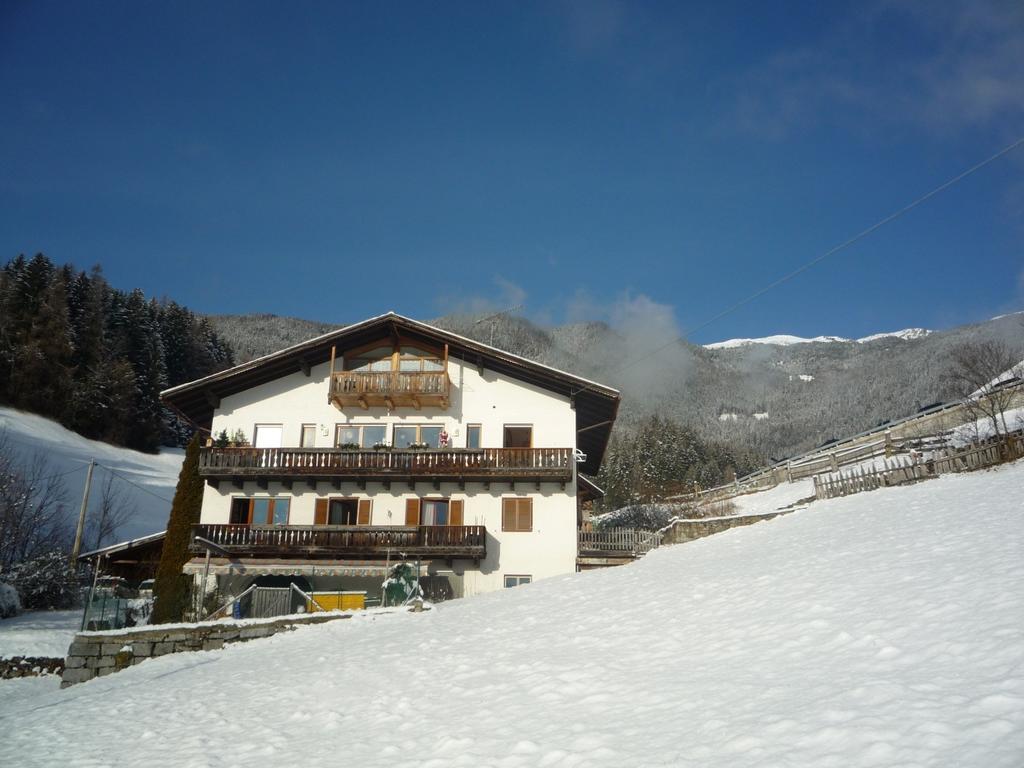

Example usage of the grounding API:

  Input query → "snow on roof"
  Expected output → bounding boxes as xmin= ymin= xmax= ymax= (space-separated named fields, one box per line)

xmin=78 ymin=530 xmax=166 ymax=561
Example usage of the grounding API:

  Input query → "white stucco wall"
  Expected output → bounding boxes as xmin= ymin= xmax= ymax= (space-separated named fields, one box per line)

xmin=199 ymin=356 xmax=580 ymax=595
xmin=209 ymin=357 xmax=576 ymax=452
xmin=200 ymin=480 xmax=577 ymax=597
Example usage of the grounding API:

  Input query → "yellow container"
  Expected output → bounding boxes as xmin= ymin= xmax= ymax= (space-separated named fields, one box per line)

xmin=308 ymin=591 xmax=366 ymax=612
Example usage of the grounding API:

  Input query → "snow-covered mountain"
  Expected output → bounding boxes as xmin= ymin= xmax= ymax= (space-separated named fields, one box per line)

xmin=0 ymin=407 xmax=182 ymax=543
xmin=705 ymin=334 xmax=851 ymax=349
xmin=704 ymin=327 xmax=932 ymax=349
xmin=4 ymin=461 xmax=1023 ymax=766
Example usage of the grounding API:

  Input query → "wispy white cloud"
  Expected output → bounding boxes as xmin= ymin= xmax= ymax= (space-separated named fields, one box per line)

xmin=725 ymin=1 xmax=1024 ymax=139
xmin=434 ymin=275 xmax=527 ymax=318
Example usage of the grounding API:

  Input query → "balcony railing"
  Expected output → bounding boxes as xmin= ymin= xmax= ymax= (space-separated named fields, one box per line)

xmin=329 ymin=370 xmax=450 ymax=409
xmin=190 ymin=523 xmax=486 ymax=560
xmin=198 ymin=447 xmax=574 ymax=484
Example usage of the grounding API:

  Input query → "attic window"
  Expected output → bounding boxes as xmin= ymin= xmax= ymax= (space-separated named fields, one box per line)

xmin=344 ymin=341 xmax=443 ymax=373
xmin=346 ymin=347 xmax=391 ymax=372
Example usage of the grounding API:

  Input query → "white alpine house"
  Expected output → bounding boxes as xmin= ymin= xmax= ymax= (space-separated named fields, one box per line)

xmin=161 ymin=312 xmax=619 ymax=604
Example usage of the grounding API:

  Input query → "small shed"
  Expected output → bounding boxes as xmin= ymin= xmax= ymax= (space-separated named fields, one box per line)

xmin=78 ymin=531 xmax=166 ymax=586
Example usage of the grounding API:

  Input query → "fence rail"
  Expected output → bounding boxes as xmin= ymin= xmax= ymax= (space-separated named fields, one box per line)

xmin=198 ymin=447 xmax=573 ymax=482
xmin=813 ymin=432 xmax=1024 ymax=500
xmin=577 ymin=527 xmax=663 ymax=558
xmin=190 ymin=523 xmax=487 ymax=559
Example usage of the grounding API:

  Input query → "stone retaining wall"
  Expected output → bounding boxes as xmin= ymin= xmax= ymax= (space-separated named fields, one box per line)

xmin=61 ymin=612 xmax=353 ymax=688
xmin=663 ymin=510 xmax=793 ymax=545
xmin=1 ymin=656 xmax=64 ymax=679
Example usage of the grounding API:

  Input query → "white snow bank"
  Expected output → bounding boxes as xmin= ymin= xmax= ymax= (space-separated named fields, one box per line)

xmin=950 ymin=406 xmax=1024 ymax=446
xmin=0 ymin=407 xmax=183 ymax=539
xmin=728 ymin=477 xmax=815 ymax=516
xmin=0 ymin=610 xmax=80 ymax=658
xmin=3 ymin=464 xmax=1024 ymax=766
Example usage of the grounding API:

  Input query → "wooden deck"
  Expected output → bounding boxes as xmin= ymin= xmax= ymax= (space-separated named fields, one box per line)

xmin=329 ymin=370 xmax=450 ymax=409
xmin=190 ymin=523 xmax=487 ymax=560
xmin=198 ymin=447 xmax=574 ymax=487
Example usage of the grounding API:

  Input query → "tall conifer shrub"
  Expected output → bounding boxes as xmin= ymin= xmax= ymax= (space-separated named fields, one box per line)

xmin=152 ymin=435 xmax=204 ymax=623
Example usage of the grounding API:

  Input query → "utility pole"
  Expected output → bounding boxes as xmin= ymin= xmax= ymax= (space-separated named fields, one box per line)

xmin=70 ymin=460 xmax=96 ymax=567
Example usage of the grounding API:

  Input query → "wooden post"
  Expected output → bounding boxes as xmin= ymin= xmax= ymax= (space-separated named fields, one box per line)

xmin=70 ymin=460 xmax=96 ymax=566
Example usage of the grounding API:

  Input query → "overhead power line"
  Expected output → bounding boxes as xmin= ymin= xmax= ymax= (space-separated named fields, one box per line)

xmin=572 ymin=133 xmax=1024 ymax=396
xmin=95 ymin=463 xmax=175 ymax=505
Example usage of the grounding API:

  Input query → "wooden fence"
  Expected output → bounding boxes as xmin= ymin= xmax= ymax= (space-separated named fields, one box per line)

xmin=813 ymin=432 xmax=1024 ymax=500
xmin=577 ymin=528 xmax=664 ymax=558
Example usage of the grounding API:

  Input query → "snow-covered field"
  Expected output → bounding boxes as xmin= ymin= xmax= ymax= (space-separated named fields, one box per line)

xmin=950 ymin=406 xmax=1024 ymax=446
xmin=2 ymin=461 xmax=1022 ymax=766
xmin=0 ymin=406 xmax=183 ymax=539
xmin=729 ymin=477 xmax=814 ymax=516
xmin=0 ymin=610 xmax=80 ymax=658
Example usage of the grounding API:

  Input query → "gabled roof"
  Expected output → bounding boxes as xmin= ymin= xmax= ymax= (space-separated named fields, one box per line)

xmin=161 ymin=312 xmax=620 ymax=474
xmin=78 ymin=530 xmax=166 ymax=561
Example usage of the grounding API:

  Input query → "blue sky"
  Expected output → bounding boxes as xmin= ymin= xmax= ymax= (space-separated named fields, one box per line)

xmin=1 ymin=1 xmax=1022 ymax=344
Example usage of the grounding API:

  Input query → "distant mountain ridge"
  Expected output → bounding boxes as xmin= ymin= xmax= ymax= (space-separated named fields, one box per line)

xmin=705 ymin=328 xmax=932 ymax=349
xmin=206 ymin=310 xmax=1024 ymax=461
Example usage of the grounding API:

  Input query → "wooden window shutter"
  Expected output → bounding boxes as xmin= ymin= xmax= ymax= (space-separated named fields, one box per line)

xmin=405 ymin=498 xmax=421 ymax=526
xmin=357 ymin=499 xmax=372 ymax=526
xmin=449 ymin=499 xmax=464 ymax=526
xmin=502 ymin=498 xmax=532 ymax=531
xmin=314 ymin=498 xmax=328 ymax=525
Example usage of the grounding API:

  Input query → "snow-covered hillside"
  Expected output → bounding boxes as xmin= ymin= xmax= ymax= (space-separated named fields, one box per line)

xmin=0 ymin=407 xmax=183 ymax=541
xmin=3 ymin=463 xmax=1023 ymax=767
xmin=705 ymin=328 xmax=931 ymax=349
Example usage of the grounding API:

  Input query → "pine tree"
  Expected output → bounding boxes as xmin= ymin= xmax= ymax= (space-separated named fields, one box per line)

xmin=151 ymin=435 xmax=204 ymax=624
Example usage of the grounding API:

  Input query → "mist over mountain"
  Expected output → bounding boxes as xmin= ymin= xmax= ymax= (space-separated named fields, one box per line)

xmin=206 ymin=310 xmax=1024 ymax=462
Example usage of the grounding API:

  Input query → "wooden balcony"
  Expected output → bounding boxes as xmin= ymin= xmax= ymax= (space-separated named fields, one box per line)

xmin=329 ymin=370 xmax=450 ymax=410
xmin=198 ymin=447 xmax=574 ymax=487
xmin=190 ymin=523 xmax=486 ymax=560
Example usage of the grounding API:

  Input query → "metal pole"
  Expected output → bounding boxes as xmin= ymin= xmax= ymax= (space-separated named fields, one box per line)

xmin=200 ymin=548 xmax=212 ymax=619
xmin=70 ymin=460 xmax=96 ymax=566
xmin=81 ymin=553 xmax=104 ymax=631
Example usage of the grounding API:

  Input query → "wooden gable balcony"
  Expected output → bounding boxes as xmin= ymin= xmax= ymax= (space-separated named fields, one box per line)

xmin=190 ymin=523 xmax=486 ymax=560
xmin=198 ymin=446 xmax=574 ymax=486
xmin=329 ymin=370 xmax=450 ymax=410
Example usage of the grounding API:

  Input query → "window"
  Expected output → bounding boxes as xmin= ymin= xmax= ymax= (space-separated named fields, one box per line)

xmin=502 ymin=498 xmax=533 ymax=532
xmin=300 ymin=424 xmax=317 ymax=448
xmin=503 ymin=425 xmax=532 ymax=448
xmin=504 ymin=575 xmax=532 ymax=588
xmin=344 ymin=342 xmax=444 ymax=372
xmin=316 ymin=498 xmax=372 ymax=526
xmin=398 ymin=345 xmax=444 ymax=372
xmin=421 ymin=499 xmax=449 ymax=526
xmin=232 ymin=497 xmax=290 ymax=525
xmin=229 ymin=498 xmax=250 ymax=524
xmin=466 ymin=424 xmax=481 ymax=449
xmin=253 ymin=424 xmax=283 ymax=448
xmin=407 ymin=498 xmax=464 ymax=526
xmin=393 ymin=424 xmax=443 ymax=449
xmin=329 ymin=499 xmax=358 ymax=525
xmin=335 ymin=424 xmax=387 ymax=448
xmin=346 ymin=346 xmax=392 ymax=372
